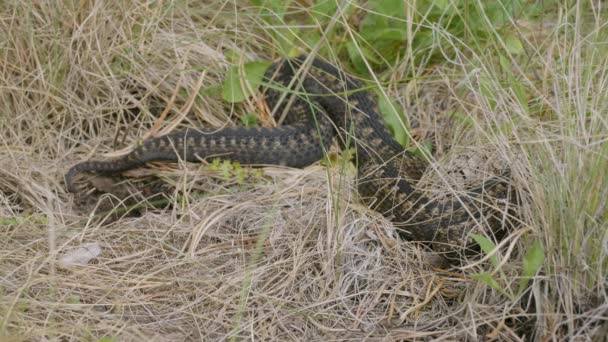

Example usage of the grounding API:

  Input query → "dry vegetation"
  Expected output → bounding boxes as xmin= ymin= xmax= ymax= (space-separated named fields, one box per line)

xmin=1 ymin=1 xmax=607 ymax=341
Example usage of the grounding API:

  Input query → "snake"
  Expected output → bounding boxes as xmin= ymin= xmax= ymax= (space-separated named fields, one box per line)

xmin=65 ymin=56 xmax=511 ymax=257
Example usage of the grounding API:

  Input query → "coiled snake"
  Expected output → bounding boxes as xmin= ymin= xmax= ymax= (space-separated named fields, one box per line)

xmin=66 ymin=56 xmax=512 ymax=258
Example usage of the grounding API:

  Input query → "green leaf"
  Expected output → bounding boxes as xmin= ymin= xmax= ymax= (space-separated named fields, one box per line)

xmin=518 ymin=239 xmax=545 ymax=295
xmin=368 ymin=0 xmax=404 ymax=17
xmin=221 ymin=61 xmax=272 ymax=103
xmin=471 ymin=272 xmax=510 ymax=298
xmin=302 ymin=30 xmax=321 ymax=52
xmin=412 ymin=140 xmax=433 ymax=159
xmin=412 ymin=30 xmax=435 ymax=51
xmin=222 ymin=66 xmax=244 ymax=103
xmin=377 ymin=92 xmax=409 ymax=147
xmin=434 ymin=0 xmax=450 ymax=10
xmin=504 ymin=34 xmax=525 ymax=55
xmin=311 ymin=0 xmax=337 ymax=22
xmin=240 ymin=112 xmax=259 ymax=127
xmin=345 ymin=41 xmax=380 ymax=74
xmin=364 ymin=28 xmax=407 ymax=42
xmin=360 ymin=0 xmax=405 ymax=34
xmin=498 ymin=53 xmax=510 ymax=71
xmin=511 ymin=78 xmax=529 ymax=112
xmin=224 ymin=50 xmax=239 ymax=64
xmin=468 ymin=232 xmax=500 ymax=268
xmin=498 ymin=53 xmax=528 ymax=112
xmin=360 ymin=0 xmax=405 ymax=40
xmin=199 ymin=84 xmax=221 ymax=97
xmin=478 ymin=75 xmax=498 ymax=111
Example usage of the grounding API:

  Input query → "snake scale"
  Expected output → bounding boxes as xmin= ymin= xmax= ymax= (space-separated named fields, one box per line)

xmin=66 ymin=56 xmax=511 ymax=257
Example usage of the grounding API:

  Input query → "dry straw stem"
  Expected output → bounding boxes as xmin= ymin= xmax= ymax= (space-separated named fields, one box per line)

xmin=1 ymin=1 xmax=607 ymax=341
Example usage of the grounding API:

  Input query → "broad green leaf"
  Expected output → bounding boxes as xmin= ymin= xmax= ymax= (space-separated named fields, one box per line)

xmin=501 ymin=0 xmax=525 ymax=20
xmin=364 ymin=28 xmax=407 ymax=42
xmin=412 ymin=31 xmax=435 ymax=51
xmin=355 ymin=0 xmax=408 ymax=69
xmin=311 ymin=0 xmax=337 ymax=22
xmin=222 ymin=66 xmax=241 ymax=103
xmin=222 ymin=61 xmax=272 ymax=103
xmin=368 ymin=0 xmax=404 ymax=17
xmin=434 ymin=0 xmax=450 ymax=10
xmin=468 ymin=232 xmax=500 ymax=268
xmin=504 ymin=34 xmax=525 ymax=55
xmin=224 ymin=50 xmax=239 ymax=64
xmin=498 ymin=53 xmax=528 ymax=112
xmin=511 ymin=77 xmax=529 ymax=112
xmin=471 ymin=272 xmax=511 ymax=298
xmin=346 ymin=41 xmax=380 ymax=74
xmin=518 ymin=239 xmax=545 ymax=295
xmin=485 ymin=2 xmax=509 ymax=27
xmin=240 ymin=112 xmax=259 ymax=127
xmin=199 ymin=84 xmax=221 ymax=97
xmin=361 ymin=0 xmax=405 ymax=34
xmin=302 ymin=31 xmax=321 ymax=53
xmin=377 ymin=92 xmax=409 ymax=147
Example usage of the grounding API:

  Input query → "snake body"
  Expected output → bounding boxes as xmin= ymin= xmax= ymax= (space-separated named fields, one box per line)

xmin=66 ymin=56 xmax=510 ymax=255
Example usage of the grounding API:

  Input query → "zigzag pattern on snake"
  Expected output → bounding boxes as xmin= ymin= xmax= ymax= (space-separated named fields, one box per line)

xmin=65 ymin=56 xmax=511 ymax=256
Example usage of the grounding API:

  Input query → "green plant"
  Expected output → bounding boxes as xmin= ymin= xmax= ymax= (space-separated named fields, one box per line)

xmin=207 ymin=158 xmax=264 ymax=185
xmin=469 ymin=233 xmax=545 ymax=300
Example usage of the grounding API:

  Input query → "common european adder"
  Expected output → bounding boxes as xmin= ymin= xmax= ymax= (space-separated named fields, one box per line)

xmin=65 ymin=56 xmax=512 ymax=257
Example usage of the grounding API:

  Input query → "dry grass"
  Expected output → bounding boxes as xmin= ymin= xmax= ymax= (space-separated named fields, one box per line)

xmin=1 ymin=1 xmax=607 ymax=341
